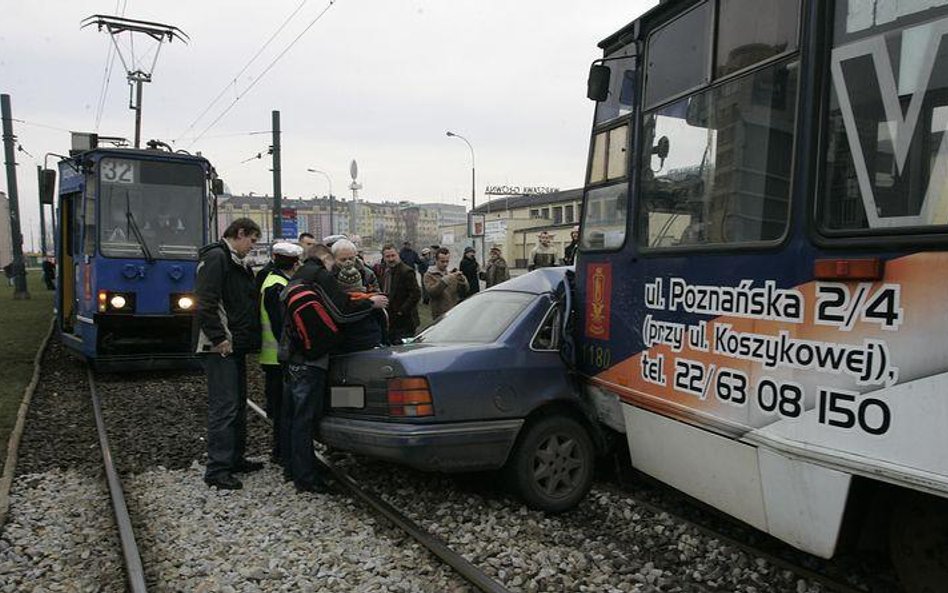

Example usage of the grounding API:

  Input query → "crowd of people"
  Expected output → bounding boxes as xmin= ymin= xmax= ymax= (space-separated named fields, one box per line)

xmin=193 ymin=217 xmax=578 ymax=493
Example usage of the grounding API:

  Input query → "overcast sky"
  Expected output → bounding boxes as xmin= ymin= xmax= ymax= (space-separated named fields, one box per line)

xmin=2 ymin=0 xmax=657 ymax=250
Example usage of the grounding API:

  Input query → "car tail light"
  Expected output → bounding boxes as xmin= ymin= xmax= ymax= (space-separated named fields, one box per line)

xmin=386 ymin=377 xmax=434 ymax=417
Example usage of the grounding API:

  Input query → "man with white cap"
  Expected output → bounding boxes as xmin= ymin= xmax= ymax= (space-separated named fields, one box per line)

xmin=258 ymin=241 xmax=303 ymax=466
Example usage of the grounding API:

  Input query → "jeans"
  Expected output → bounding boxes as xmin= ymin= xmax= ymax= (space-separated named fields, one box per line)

xmin=263 ymin=364 xmax=284 ymax=462
xmin=203 ymin=353 xmax=248 ymax=480
xmin=280 ymin=363 xmax=326 ymax=488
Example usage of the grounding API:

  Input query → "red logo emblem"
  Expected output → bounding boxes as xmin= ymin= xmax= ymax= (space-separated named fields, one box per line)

xmin=585 ymin=263 xmax=611 ymax=339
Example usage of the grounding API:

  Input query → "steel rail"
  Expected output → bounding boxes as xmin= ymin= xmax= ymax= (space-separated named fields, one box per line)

xmin=246 ymin=399 xmax=511 ymax=593
xmin=88 ymin=369 xmax=148 ymax=593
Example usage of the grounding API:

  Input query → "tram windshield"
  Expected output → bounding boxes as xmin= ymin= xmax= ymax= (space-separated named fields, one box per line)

xmin=98 ymin=158 xmax=205 ymax=260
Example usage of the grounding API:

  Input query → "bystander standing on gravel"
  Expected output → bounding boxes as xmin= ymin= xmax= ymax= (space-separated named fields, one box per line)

xmin=459 ymin=246 xmax=480 ymax=299
xmin=257 ymin=242 xmax=302 ymax=466
xmin=529 ymin=231 xmax=557 ymax=270
xmin=379 ymin=243 xmax=421 ymax=343
xmin=482 ymin=245 xmax=510 ymax=288
xmin=424 ymin=247 xmax=469 ymax=318
xmin=195 ymin=218 xmax=265 ymax=491
xmin=564 ymin=226 xmax=580 ymax=265
xmin=279 ymin=244 xmax=387 ymax=493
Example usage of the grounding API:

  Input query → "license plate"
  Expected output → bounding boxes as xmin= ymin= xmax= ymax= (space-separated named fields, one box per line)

xmin=331 ymin=386 xmax=365 ymax=408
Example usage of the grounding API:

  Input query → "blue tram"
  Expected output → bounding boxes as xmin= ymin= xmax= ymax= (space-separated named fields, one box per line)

xmin=55 ymin=144 xmax=221 ymax=370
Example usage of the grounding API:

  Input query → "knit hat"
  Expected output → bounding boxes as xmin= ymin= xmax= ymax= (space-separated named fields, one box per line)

xmin=337 ymin=266 xmax=365 ymax=292
xmin=463 ymin=246 xmax=475 ymax=254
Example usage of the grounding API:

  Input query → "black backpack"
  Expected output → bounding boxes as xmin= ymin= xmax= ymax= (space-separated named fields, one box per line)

xmin=282 ymin=282 xmax=342 ymax=360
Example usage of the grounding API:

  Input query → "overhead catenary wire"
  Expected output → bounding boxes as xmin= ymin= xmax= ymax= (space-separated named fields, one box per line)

xmin=93 ymin=0 xmax=129 ymax=132
xmin=173 ymin=0 xmax=311 ymax=144
xmin=184 ymin=0 xmax=337 ymax=150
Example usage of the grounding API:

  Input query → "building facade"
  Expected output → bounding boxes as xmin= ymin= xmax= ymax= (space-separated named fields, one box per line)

xmin=463 ymin=188 xmax=584 ymax=268
xmin=217 ymin=194 xmax=465 ymax=250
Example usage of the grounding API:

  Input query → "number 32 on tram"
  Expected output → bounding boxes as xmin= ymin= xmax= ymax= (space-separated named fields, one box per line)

xmin=575 ymin=1 xmax=948 ymax=589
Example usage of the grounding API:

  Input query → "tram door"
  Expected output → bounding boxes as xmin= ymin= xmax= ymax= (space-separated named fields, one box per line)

xmin=58 ymin=192 xmax=79 ymax=335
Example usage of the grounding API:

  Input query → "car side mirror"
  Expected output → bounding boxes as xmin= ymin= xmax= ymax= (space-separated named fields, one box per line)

xmin=211 ymin=178 xmax=224 ymax=196
xmin=587 ymin=64 xmax=611 ymax=102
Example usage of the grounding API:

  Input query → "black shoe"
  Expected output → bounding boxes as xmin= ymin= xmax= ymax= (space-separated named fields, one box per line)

xmin=205 ymin=475 xmax=243 ymax=490
xmin=234 ymin=459 xmax=264 ymax=473
xmin=295 ymin=480 xmax=330 ymax=494
xmin=283 ymin=472 xmax=293 ymax=483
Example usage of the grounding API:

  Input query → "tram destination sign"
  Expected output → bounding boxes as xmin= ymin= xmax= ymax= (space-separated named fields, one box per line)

xmin=484 ymin=184 xmax=559 ymax=196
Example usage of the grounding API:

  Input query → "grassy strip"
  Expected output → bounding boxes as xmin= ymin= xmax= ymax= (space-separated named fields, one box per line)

xmin=0 ymin=272 xmax=54 ymax=474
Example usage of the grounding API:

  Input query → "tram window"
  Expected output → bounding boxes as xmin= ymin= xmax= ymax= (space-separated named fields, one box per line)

xmin=99 ymin=162 xmax=204 ymax=260
xmin=590 ymin=132 xmax=607 ymax=183
xmin=639 ymin=59 xmax=798 ymax=248
xmin=594 ymin=51 xmax=637 ymax=126
xmin=82 ymin=182 xmax=96 ymax=255
xmin=580 ymin=183 xmax=628 ymax=250
xmin=645 ymin=2 xmax=712 ymax=109
xmin=822 ymin=7 xmax=948 ymax=231
xmin=716 ymin=0 xmax=800 ymax=78
xmin=589 ymin=124 xmax=630 ymax=185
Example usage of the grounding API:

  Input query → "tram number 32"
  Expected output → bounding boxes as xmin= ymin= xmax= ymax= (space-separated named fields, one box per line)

xmin=674 ymin=361 xmax=891 ymax=435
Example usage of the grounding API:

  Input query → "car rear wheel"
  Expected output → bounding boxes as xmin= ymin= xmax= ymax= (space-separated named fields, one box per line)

xmin=506 ymin=415 xmax=594 ymax=513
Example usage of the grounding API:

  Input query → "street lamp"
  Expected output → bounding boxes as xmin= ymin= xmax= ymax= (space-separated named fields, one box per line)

xmin=306 ymin=168 xmax=334 ymax=235
xmin=446 ymin=130 xmax=484 ymax=265
xmin=445 ymin=131 xmax=475 ymax=212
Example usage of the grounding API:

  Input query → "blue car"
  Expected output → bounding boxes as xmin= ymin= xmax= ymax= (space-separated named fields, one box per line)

xmin=322 ymin=267 xmax=605 ymax=511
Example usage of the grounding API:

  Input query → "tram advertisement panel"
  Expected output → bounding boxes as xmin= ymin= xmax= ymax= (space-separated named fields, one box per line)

xmin=580 ymin=0 xmax=948 ymax=489
xmin=586 ymin=253 xmax=948 ymax=486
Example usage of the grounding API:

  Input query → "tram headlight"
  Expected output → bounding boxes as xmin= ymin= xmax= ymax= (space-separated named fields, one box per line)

xmin=171 ymin=293 xmax=196 ymax=313
xmin=109 ymin=294 xmax=127 ymax=310
xmin=98 ymin=290 xmax=135 ymax=313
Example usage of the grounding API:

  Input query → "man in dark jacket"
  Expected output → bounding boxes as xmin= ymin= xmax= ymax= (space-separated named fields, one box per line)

xmin=280 ymin=244 xmax=388 ymax=493
xmin=380 ymin=243 xmax=421 ymax=343
xmin=398 ymin=241 xmax=420 ymax=270
xmin=195 ymin=218 xmax=263 ymax=490
xmin=459 ymin=246 xmax=480 ymax=299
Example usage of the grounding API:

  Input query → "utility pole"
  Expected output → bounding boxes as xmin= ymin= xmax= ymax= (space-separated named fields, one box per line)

xmin=271 ymin=110 xmax=282 ymax=241
xmin=37 ymin=166 xmax=46 ymax=255
xmin=1 ymin=94 xmax=30 ymax=299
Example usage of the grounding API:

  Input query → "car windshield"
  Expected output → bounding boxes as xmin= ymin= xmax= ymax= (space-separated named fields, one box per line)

xmin=415 ymin=291 xmax=535 ymax=344
xmin=98 ymin=158 xmax=205 ymax=260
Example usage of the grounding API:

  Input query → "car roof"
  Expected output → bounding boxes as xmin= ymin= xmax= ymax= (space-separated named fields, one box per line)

xmin=485 ymin=266 xmax=572 ymax=295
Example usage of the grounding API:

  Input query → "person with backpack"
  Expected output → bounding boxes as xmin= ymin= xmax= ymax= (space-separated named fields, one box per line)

xmin=278 ymin=243 xmax=387 ymax=493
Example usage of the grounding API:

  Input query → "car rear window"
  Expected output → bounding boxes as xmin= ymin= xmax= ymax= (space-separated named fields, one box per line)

xmin=415 ymin=291 xmax=535 ymax=344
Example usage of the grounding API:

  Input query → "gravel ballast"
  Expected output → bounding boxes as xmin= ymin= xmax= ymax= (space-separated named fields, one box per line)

xmin=1 ymin=345 xmax=896 ymax=591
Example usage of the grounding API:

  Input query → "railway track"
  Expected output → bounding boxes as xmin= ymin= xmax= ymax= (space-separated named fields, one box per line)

xmin=87 ymin=368 xmax=148 ymax=592
xmin=245 ymin=398 xmax=513 ymax=593
xmin=3 ymin=346 xmax=901 ymax=591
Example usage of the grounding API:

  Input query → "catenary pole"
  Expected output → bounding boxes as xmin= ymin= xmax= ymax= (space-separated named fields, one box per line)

xmin=1 ymin=94 xmax=30 ymax=299
xmin=271 ymin=110 xmax=282 ymax=240
xmin=37 ymin=166 xmax=46 ymax=256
